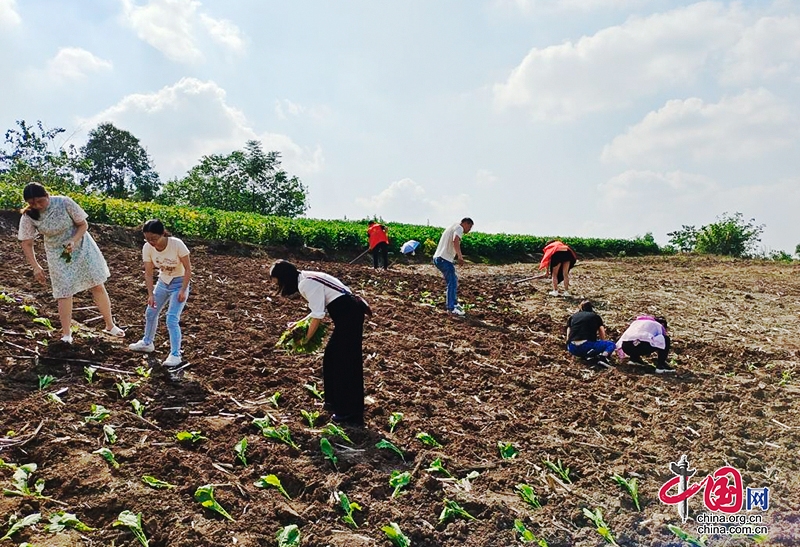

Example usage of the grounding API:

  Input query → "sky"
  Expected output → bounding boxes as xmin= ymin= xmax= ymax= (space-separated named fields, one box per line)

xmin=1 ymin=0 xmax=799 ymax=252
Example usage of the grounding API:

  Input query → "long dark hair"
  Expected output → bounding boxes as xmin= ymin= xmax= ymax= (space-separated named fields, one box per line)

xmin=142 ymin=218 xmax=171 ymax=237
xmin=21 ymin=183 xmax=48 ymax=220
xmin=269 ymin=260 xmax=300 ymax=296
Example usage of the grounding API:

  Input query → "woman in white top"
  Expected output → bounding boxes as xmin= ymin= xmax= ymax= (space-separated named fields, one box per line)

xmin=269 ymin=260 xmax=368 ymax=426
xmin=128 ymin=219 xmax=192 ymax=367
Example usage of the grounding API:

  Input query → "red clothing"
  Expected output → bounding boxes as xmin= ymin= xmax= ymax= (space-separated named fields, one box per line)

xmin=367 ymin=224 xmax=389 ymax=250
xmin=539 ymin=240 xmax=576 ymax=270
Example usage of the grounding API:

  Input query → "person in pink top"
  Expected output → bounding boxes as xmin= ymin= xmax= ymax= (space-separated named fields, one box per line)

xmin=616 ymin=315 xmax=675 ymax=374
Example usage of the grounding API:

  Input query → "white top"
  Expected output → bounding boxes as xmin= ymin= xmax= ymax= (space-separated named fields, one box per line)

xmin=142 ymin=237 xmax=190 ymax=284
xmin=433 ymin=223 xmax=464 ymax=262
xmin=298 ymin=271 xmax=351 ymax=319
xmin=616 ymin=317 xmax=667 ymax=350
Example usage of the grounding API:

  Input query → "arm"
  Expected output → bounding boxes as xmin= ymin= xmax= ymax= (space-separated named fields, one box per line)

xmin=65 ymin=220 xmax=88 ymax=252
xmin=20 ymin=239 xmax=46 ymax=285
xmin=453 ymin=235 xmax=464 ymax=266
xmin=178 ymin=254 xmax=192 ymax=303
xmin=144 ymin=261 xmax=156 ymax=308
xmin=303 ymin=317 xmax=322 ymax=344
xmin=565 ymin=326 xmax=571 ymax=345
xmin=598 ymin=325 xmax=608 ymax=340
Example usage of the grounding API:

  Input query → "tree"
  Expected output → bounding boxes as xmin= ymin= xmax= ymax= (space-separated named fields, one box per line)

xmin=668 ymin=213 xmax=763 ymax=258
xmin=159 ymin=140 xmax=308 ymax=217
xmin=80 ymin=122 xmax=160 ymax=200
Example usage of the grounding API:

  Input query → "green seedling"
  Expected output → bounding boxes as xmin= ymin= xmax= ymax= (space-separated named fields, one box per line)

xmin=175 ymin=431 xmax=207 ymax=444
xmin=456 ymin=470 xmax=480 ymax=491
xmin=113 ymin=510 xmax=149 ymax=547
xmin=439 ymin=498 xmax=476 ymax=523
xmin=141 ymin=475 xmax=176 ymax=489
xmin=276 ymin=524 xmax=300 ymax=547
xmin=268 ymin=391 xmax=281 ymax=408
xmin=0 ymin=292 xmax=15 ymax=304
xmin=779 ymin=369 xmax=794 ymax=386
xmin=498 ymin=441 xmax=519 ymax=459
xmin=514 ymin=519 xmax=549 ymax=546
xmin=301 ymin=409 xmax=320 ymax=427
xmin=47 ymin=392 xmax=64 ymax=405
xmin=336 ymin=491 xmax=361 ymax=528
xmin=103 ymin=424 xmax=118 ymax=444
xmin=388 ymin=411 xmax=404 ymax=433
xmin=115 ymin=379 xmax=138 ymax=398
xmin=260 ymin=424 xmax=300 ymax=450
xmin=37 ymin=375 xmax=55 ymax=390
xmin=376 ymin=439 xmax=405 ymax=461
xmin=611 ymin=474 xmax=641 ymax=511
xmin=425 ymin=457 xmax=453 ymax=478
xmin=320 ymin=438 xmax=337 ymax=469
xmin=85 ymin=404 xmax=110 ymax=422
xmin=389 ymin=470 xmax=412 ymax=498
xmin=94 ymin=447 xmax=120 ymax=469
xmin=60 ymin=247 xmax=72 ymax=263
xmin=135 ymin=366 xmax=152 ymax=378
xmin=254 ymin=474 xmax=291 ymax=499
xmin=32 ymin=317 xmax=54 ymax=331
xmin=3 ymin=463 xmax=45 ymax=498
xmin=382 ymin=522 xmax=411 ymax=547
xmin=233 ymin=437 xmax=248 ymax=466
xmin=416 ymin=431 xmax=443 ymax=448
xmin=251 ymin=415 xmax=272 ymax=432
xmin=542 ymin=457 xmax=571 ymax=483
xmin=583 ymin=507 xmax=618 ymax=546
xmin=46 ymin=511 xmax=95 ymax=532
xmin=0 ymin=513 xmax=41 ymax=541
xmin=667 ymin=524 xmax=708 ymax=547
xmin=515 ymin=483 xmax=541 ymax=508
xmin=84 ymin=366 xmax=97 ymax=384
xmin=194 ymin=485 xmax=234 ymax=521
xmin=20 ymin=305 xmax=38 ymax=317
xmin=303 ymin=382 xmax=324 ymax=400
xmin=323 ymin=423 xmax=353 ymax=444
xmin=276 ymin=318 xmax=328 ymax=354
xmin=130 ymin=399 xmax=144 ymax=416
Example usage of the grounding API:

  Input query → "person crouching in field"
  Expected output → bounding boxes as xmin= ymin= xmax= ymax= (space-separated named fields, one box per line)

xmin=367 ymin=220 xmax=389 ymax=270
xmin=540 ymin=240 xmax=577 ymax=296
xmin=566 ymin=301 xmax=616 ymax=367
xmin=17 ymin=182 xmax=125 ymax=344
xmin=128 ymin=219 xmax=192 ymax=368
xmin=616 ymin=315 xmax=675 ymax=374
xmin=270 ymin=260 xmax=370 ymax=426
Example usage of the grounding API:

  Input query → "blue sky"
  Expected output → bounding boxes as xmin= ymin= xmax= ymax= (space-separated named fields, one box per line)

xmin=2 ymin=0 xmax=798 ymax=252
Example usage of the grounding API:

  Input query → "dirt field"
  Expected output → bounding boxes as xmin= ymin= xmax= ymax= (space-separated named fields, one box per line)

xmin=1 ymin=217 xmax=798 ymax=547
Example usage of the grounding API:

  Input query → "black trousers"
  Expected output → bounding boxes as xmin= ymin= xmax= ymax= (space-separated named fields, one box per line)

xmin=621 ymin=336 xmax=670 ymax=367
xmin=371 ymin=242 xmax=389 ymax=269
xmin=323 ymin=294 xmax=365 ymax=420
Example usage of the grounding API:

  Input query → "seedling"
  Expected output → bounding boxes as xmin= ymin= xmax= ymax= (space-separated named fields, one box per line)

xmin=85 ymin=404 xmax=110 ymax=422
xmin=194 ymin=485 xmax=234 ymax=521
xmin=3 ymin=463 xmax=45 ymax=497
xmin=303 ymin=382 xmax=324 ymax=400
xmin=103 ymin=424 xmax=118 ymax=444
xmin=779 ymin=369 xmax=795 ymax=386
xmin=666 ymin=525 xmax=708 ymax=547
xmin=542 ymin=457 xmax=571 ymax=483
xmin=301 ymin=409 xmax=320 ymax=427
xmin=456 ymin=470 xmax=480 ymax=491
xmin=141 ymin=475 xmax=176 ymax=489
xmin=94 ymin=447 xmax=120 ymax=469
xmin=0 ymin=513 xmax=41 ymax=541
xmin=376 ymin=439 xmax=405 ymax=461
xmin=0 ymin=292 xmax=15 ymax=304
xmin=84 ymin=366 xmax=97 ymax=383
xmin=382 ymin=522 xmax=411 ymax=547
xmin=254 ymin=474 xmax=291 ymax=499
xmin=416 ymin=431 xmax=443 ymax=448
xmin=32 ymin=317 xmax=54 ymax=331
xmin=388 ymin=411 xmax=403 ymax=433
xmin=389 ymin=470 xmax=412 ymax=498
xmin=252 ymin=415 xmax=272 ymax=432
xmin=268 ymin=391 xmax=281 ymax=408
xmin=439 ymin=499 xmax=476 ymax=523
xmin=233 ymin=437 xmax=248 ymax=466
xmin=130 ymin=399 xmax=144 ymax=416
xmin=514 ymin=519 xmax=549 ymax=546
xmin=336 ymin=491 xmax=361 ymax=528
xmin=38 ymin=375 xmax=55 ymax=390
xmin=115 ymin=378 xmax=138 ymax=398
xmin=113 ymin=510 xmax=149 ymax=547
xmin=20 ymin=305 xmax=38 ymax=317
xmin=276 ymin=318 xmax=328 ymax=353
xmin=425 ymin=457 xmax=453 ymax=478
xmin=515 ymin=483 xmax=541 ymax=508
xmin=611 ymin=474 xmax=641 ymax=511
xmin=323 ymin=423 xmax=353 ymax=444
xmin=582 ymin=507 xmax=618 ymax=546
xmin=47 ymin=392 xmax=64 ymax=405
xmin=175 ymin=431 xmax=207 ymax=444
xmin=261 ymin=424 xmax=300 ymax=450
xmin=276 ymin=524 xmax=300 ymax=547
xmin=498 ymin=441 xmax=519 ymax=459
xmin=60 ymin=247 xmax=72 ymax=263
xmin=320 ymin=438 xmax=337 ymax=469
xmin=46 ymin=511 xmax=95 ymax=532
xmin=135 ymin=366 xmax=152 ymax=378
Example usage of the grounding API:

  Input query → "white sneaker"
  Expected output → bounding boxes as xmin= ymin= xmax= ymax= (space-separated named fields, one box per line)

xmin=548 ymin=290 xmax=559 ymax=296
xmin=450 ymin=307 xmax=466 ymax=317
xmin=60 ymin=334 xmax=73 ymax=344
xmin=129 ymin=340 xmax=155 ymax=353
xmin=563 ymin=290 xmax=571 ymax=297
xmin=163 ymin=354 xmax=182 ymax=367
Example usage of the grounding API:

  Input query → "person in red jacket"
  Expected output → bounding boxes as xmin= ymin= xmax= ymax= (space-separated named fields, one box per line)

xmin=540 ymin=240 xmax=577 ymax=296
xmin=367 ymin=221 xmax=389 ymax=270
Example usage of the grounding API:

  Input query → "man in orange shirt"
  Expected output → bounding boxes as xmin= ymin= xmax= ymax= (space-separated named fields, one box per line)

xmin=367 ymin=221 xmax=389 ymax=270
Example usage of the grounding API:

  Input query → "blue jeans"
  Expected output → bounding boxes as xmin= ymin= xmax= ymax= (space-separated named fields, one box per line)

xmin=567 ymin=340 xmax=616 ymax=359
xmin=433 ymin=257 xmax=458 ymax=311
xmin=143 ymin=278 xmax=189 ymax=357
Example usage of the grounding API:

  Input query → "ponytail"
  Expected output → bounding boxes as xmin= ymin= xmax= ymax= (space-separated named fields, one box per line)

xmin=21 ymin=183 xmax=49 ymax=220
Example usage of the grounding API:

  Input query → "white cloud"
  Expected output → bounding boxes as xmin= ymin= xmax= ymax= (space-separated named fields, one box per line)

xmin=721 ymin=14 xmax=800 ymax=84
xmin=118 ymin=0 xmax=245 ymax=63
xmin=78 ymin=77 xmax=322 ymax=178
xmin=0 ymin=0 xmax=21 ymax=28
xmin=494 ymin=0 xmax=652 ymax=15
xmin=355 ymin=178 xmax=471 ymax=225
xmin=47 ymin=48 xmax=113 ymax=81
xmin=493 ymin=2 xmax=746 ymax=120
xmin=475 ymin=169 xmax=499 ymax=187
xmin=274 ymin=99 xmax=332 ymax=122
xmin=602 ymin=89 xmax=798 ymax=165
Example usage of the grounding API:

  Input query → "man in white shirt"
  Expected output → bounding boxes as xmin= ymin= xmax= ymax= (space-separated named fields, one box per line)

xmin=432 ymin=218 xmax=474 ymax=316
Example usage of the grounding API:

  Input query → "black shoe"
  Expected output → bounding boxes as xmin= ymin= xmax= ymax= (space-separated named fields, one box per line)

xmin=655 ymin=363 xmax=676 ymax=374
xmin=331 ymin=414 xmax=364 ymax=426
xmin=596 ymin=356 xmax=612 ymax=368
xmin=628 ymin=357 xmax=646 ymax=365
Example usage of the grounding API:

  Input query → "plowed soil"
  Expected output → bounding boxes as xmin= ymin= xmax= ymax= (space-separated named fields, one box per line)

xmin=1 ymin=215 xmax=798 ymax=547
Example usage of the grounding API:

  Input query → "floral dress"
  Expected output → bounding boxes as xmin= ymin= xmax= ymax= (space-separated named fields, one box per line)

xmin=17 ymin=196 xmax=110 ymax=299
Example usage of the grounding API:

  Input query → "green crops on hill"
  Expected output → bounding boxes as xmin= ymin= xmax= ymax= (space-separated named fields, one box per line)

xmin=0 ymin=181 xmax=659 ymax=258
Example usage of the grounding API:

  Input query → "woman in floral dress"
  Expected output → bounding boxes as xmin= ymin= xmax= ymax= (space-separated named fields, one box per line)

xmin=17 ymin=183 xmax=125 ymax=344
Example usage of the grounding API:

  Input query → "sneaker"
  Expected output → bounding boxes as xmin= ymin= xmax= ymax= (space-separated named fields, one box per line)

xmin=655 ymin=363 xmax=676 ymax=374
xmin=595 ymin=355 xmax=612 ymax=368
xmin=163 ymin=354 xmax=182 ymax=367
xmin=628 ymin=356 xmax=646 ymax=365
xmin=548 ymin=290 xmax=559 ymax=296
xmin=562 ymin=290 xmax=571 ymax=297
xmin=450 ymin=307 xmax=466 ymax=317
xmin=60 ymin=334 xmax=73 ymax=344
xmin=129 ymin=340 xmax=155 ymax=353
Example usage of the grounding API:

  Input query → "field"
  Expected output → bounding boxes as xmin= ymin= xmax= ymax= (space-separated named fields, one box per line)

xmin=0 ymin=214 xmax=798 ymax=547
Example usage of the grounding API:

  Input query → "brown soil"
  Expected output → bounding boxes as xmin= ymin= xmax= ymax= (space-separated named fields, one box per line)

xmin=0 ymin=222 xmax=798 ymax=547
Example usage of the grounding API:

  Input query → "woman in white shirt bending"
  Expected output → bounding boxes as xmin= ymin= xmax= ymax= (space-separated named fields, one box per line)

xmin=128 ymin=219 xmax=192 ymax=367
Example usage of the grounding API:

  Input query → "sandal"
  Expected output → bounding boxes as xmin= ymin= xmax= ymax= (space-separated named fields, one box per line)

xmin=103 ymin=326 xmax=126 ymax=337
